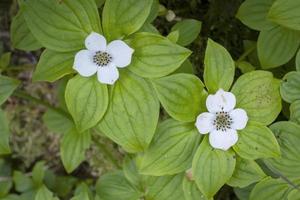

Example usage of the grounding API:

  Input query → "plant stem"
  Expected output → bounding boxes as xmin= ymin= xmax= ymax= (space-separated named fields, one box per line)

xmin=236 ymin=43 xmax=257 ymax=63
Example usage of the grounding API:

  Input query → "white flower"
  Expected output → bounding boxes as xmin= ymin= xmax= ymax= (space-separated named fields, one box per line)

xmin=195 ymin=89 xmax=248 ymax=151
xmin=73 ymin=32 xmax=134 ymax=85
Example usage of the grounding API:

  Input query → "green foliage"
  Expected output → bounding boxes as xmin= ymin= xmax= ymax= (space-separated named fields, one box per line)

xmin=280 ymin=71 xmax=300 ymax=103
xmin=182 ymin=176 xmax=209 ymax=200
xmin=43 ymin=109 xmax=73 ymax=134
xmin=290 ymin=100 xmax=300 ymax=124
xmin=35 ymin=185 xmax=59 ymax=200
xmin=0 ymin=75 xmax=20 ymax=105
xmin=0 ymin=110 xmax=11 ymax=155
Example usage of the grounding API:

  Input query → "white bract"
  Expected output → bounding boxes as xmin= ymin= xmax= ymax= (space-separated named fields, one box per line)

xmin=73 ymin=32 xmax=134 ymax=85
xmin=195 ymin=89 xmax=248 ymax=151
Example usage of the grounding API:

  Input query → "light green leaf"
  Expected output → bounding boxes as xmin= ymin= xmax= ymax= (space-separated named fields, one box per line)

xmin=60 ymin=128 xmax=91 ymax=173
xmin=10 ymin=7 xmax=42 ymax=51
xmin=250 ymin=177 xmax=293 ymax=200
xmin=43 ymin=109 xmax=73 ymax=134
xmin=227 ymin=158 xmax=266 ymax=188
xmin=97 ymin=70 xmax=159 ymax=153
xmin=0 ymin=75 xmax=20 ymax=105
xmin=151 ymin=73 xmax=205 ymax=122
xmin=128 ymin=32 xmax=191 ymax=78
xmin=265 ymin=121 xmax=300 ymax=179
xmin=257 ymin=26 xmax=300 ymax=69
xmin=236 ymin=0 xmax=275 ymax=31
xmin=65 ymin=75 xmax=108 ymax=132
xmin=167 ymin=31 xmax=179 ymax=43
xmin=145 ymin=173 xmax=185 ymax=200
xmin=173 ymin=60 xmax=195 ymax=74
xmin=96 ymin=171 xmax=141 ymax=200
xmin=204 ymin=39 xmax=235 ymax=93
xmin=233 ymin=121 xmax=280 ymax=160
xmin=231 ymin=70 xmax=281 ymax=125
xmin=288 ymin=189 xmax=300 ymax=200
xmin=296 ymin=49 xmax=300 ymax=71
xmin=35 ymin=185 xmax=59 ymax=200
xmin=182 ymin=176 xmax=209 ymax=200
xmin=13 ymin=171 xmax=34 ymax=193
xmin=234 ymin=184 xmax=255 ymax=200
xmin=280 ymin=71 xmax=300 ymax=103
xmin=236 ymin=61 xmax=255 ymax=74
xmin=24 ymin=0 xmax=101 ymax=52
xmin=32 ymin=161 xmax=45 ymax=187
xmin=138 ymin=23 xmax=159 ymax=34
xmin=290 ymin=100 xmax=300 ymax=125
xmin=0 ymin=52 xmax=11 ymax=69
xmin=33 ymin=50 xmax=75 ymax=82
xmin=268 ymin=0 xmax=300 ymax=31
xmin=0 ymin=110 xmax=11 ymax=155
xmin=123 ymin=157 xmax=145 ymax=189
xmin=171 ymin=19 xmax=202 ymax=46
xmin=192 ymin=137 xmax=236 ymax=199
xmin=102 ymin=0 xmax=153 ymax=41
xmin=138 ymin=119 xmax=201 ymax=176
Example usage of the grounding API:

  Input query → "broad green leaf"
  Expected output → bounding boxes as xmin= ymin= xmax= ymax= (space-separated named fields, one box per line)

xmin=145 ymin=173 xmax=185 ymax=200
xmin=236 ymin=61 xmax=255 ymax=74
xmin=265 ymin=122 xmax=300 ymax=179
xmin=151 ymin=73 xmax=205 ymax=122
xmin=71 ymin=186 xmax=90 ymax=200
xmin=10 ymin=7 xmax=42 ymax=51
xmin=0 ymin=159 xmax=12 ymax=197
xmin=32 ymin=161 xmax=45 ymax=187
xmin=288 ymin=189 xmax=300 ymax=200
xmin=96 ymin=171 xmax=141 ymax=200
xmin=268 ymin=0 xmax=300 ymax=31
xmin=43 ymin=109 xmax=73 ymax=134
xmin=236 ymin=0 xmax=275 ymax=31
xmin=24 ymin=0 xmax=101 ymax=52
xmin=231 ymin=70 xmax=281 ymax=125
xmin=102 ymin=0 xmax=153 ymax=41
xmin=257 ymin=26 xmax=300 ymax=69
xmin=171 ymin=19 xmax=202 ymax=46
xmin=0 ymin=52 xmax=11 ymax=69
xmin=167 ymin=31 xmax=179 ymax=43
xmin=296 ymin=49 xmax=300 ymax=71
xmin=192 ymin=137 xmax=236 ymax=199
xmin=204 ymin=39 xmax=235 ymax=93
xmin=0 ymin=110 xmax=11 ymax=155
xmin=13 ymin=171 xmax=34 ymax=192
xmin=128 ymin=32 xmax=191 ymax=78
xmin=138 ymin=23 xmax=160 ymax=34
xmin=65 ymin=75 xmax=108 ymax=132
xmin=234 ymin=184 xmax=255 ymax=200
xmin=290 ymin=100 xmax=300 ymax=125
xmin=97 ymin=70 xmax=159 ymax=153
xmin=173 ymin=59 xmax=195 ymax=74
xmin=280 ymin=71 xmax=300 ymax=103
xmin=60 ymin=128 xmax=91 ymax=173
xmin=145 ymin=0 xmax=159 ymax=24
xmin=138 ymin=119 xmax=201 ymax=176
xmin=250 ymin=177 xmax=293 ymax=200
xmin=33 ymin=50 xmax=75 ymax=82
xmin=182 ymin=176 xmax=208 ymax=200
xmin=123 ymin=157 xmax=145 ymax=190
xmin=0 ymin=75 xmax=20 ymax=105
xmin=227 ymin=158 xmax=266 ymax=188
xmin=35 ymin=185 xmax=59 ymax=200
xmin=233 ymin=121 xmax=280 ymax=160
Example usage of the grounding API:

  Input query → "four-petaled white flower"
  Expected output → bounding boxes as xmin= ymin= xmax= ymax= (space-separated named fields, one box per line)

xmin=195 ymin=89 xmax=248 ymax=151
xmin=73 ymin=32 xmax=134 ymax=85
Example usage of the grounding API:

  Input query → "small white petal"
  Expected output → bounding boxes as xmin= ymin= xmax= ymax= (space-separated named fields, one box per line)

xmin=85 ymin=32 xmax=107 ymax=52
xmin=195 ymin=112 xmax=215 ymax=134
xmin=209 ymin=129 xmax=238 ymax=151
xmin=73 ymin=50 xmax=97 ymax=77
xmin=230 ymin=108 xmax=248 ymax=130
xmin=97 ymin=63 xmax=119 ymax=85
xmin=206 ymin=89 xmax=236 ymax=113
xmin=107 ymin=40 xmax=134 ymax=68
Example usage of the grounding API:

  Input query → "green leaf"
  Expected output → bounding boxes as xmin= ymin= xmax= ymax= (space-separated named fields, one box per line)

xmin=10 ymin=7 xmax=42 ymax=51
xmin=145 ymin=174 xmax=185 ymax=200
xmin=167 ymin=31 xmax=179 ymax=43
xmin=236 ymin=61 xmax=255 ymax=74
xmin=280 ymin=71 xmax=300 ymax=103
xmin=268 ymin=0 xmax=300 ymax=31
xmin=60 ymin=128 xmax=91 ymax=173
xmin=13 ymin=171 xmax=34 ymax=193
xmin=24 ymin=0 xmax=101 ymax=52
xmin=128 ymin=32 xmax=191 ymax=78
xmin=231 ymin=70 xmax=281 ymax=125
xmin=203 ymin=39 xmax=235 ymax=93
xmin=265 ymin=121 xmax=300 ymax=179
xmin=102 ymin=0 xmax=153 ymax=41
xmin=234 ymin=184 xmax=255 ymax=200
xmin=290 ymin=100 xmax=300 ymax=125
xmin=96 ymin=171 xmax=141 ymax=200
xmin=123 ymin=157 xmax=145 ymax=189
xmin=0 ymin=110 xmax=11 ymax=155
xmin=296 ymin=49 xmax=300 ymax=71
xmin=0 ymin=52 xmax=11 ymax=69
xmin=233 ymin=121 xmax=280 ymax=160
xmin=192 ymin=137 xmax=236 ymax=199
xmin=227 ymin=158 xmax=266 ymax=188
xmin=151 ymin=73 xmax=205 ymax=122
xmin=257 ymin=26 xmax=300 ymax=69
xmin=43 ymin=109 xmax=73 ymax=134
xmin=288 ymin=189 xmax=300 ymax=200
xmin=171 ymin=19 xmax=202 ymax=46
xmin=35 ymin=185 xmax=59 ymax=200
xmin=33 ymin=50 xmax=75 ymax=82
xmin=97 ymin=70 xmax=159 ymax=153
xmin=250 ymin=177 xmax=293 ymax=200
xmin=236 ymin=0 xmax=275 ymax=31
xmin=138 ymin=119 xmax=201 ymax=176
xmin=173 ymin=59 xmax=195 ymax=74
xmin=182 ymin=176 xmax=209 ymax=200
xmin=32 ymin=161 xmax=45 ymax=187
xmin=0 ymin=159 xmax=12 ymax=197
xmin=65 ymin=75 xmax=108 ymax=132
xmin=0 ymin=75 xmax=20 ymax=105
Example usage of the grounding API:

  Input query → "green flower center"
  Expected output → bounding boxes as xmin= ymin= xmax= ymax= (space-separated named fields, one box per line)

xmin=213 ymin=111 xmax=233 ymax=132
xmin=93 ymin=51 xmax=112 ymax=67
